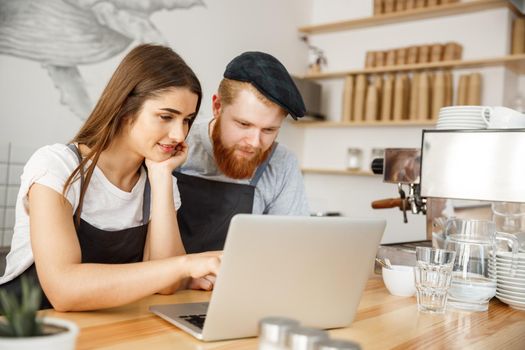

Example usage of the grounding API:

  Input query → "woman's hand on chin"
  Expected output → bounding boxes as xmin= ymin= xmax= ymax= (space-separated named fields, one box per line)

xmin=145 ymin=141 xmax=189 ymax=175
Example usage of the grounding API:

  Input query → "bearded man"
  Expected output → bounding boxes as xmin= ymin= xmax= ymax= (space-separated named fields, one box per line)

xmin=173 ymin=51 xmax=310 ymax=253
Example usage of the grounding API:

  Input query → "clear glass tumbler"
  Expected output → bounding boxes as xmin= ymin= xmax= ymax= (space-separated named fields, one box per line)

xmin=414 ymin=247 xmax=456 ymax=314
xmin=492 ymin=201 xmax=525 ymax=252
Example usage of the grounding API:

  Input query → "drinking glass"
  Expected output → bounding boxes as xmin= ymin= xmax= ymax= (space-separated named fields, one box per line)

xmin=492 ymin=202 xmax=525 ymax=252
xmin=414 ymin=247 xmax=456 ymax=314
xmin=346 ymin=148 xmax=362 ymax=170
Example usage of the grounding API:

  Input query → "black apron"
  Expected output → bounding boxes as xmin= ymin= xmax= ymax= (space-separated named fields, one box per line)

xmin=174 ymin=143 xmax=277 ymax=253
xmin=0 ymin=144 xmax=150 ymax=309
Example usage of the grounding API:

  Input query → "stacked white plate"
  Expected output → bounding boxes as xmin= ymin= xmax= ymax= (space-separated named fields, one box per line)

xmin=436 ymin=106 xmax=490 ymax=130
xmin=488 ymin=251 xmax=525 ymax=310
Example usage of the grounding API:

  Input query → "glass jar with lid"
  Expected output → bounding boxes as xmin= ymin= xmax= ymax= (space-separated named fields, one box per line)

xmin=346 ymin=148 xmax=363 ymax=170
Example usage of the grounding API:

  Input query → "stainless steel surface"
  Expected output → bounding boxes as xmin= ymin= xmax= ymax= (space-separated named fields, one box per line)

xmin=372 ymin=127 xmax=525 ymax=243
xmin=383 ymin=148 xmax=421 ymax=184
xmin=375 ymin=241 xmax=431 ymax=274
xmin=286 ymin=326 xmax=329 ymax=350
xmin=316 ymin=339 xmax=362 ymax=350
xmin=371 ymin=148 xmax=425 ymax=223
xmin=149 ymin=302 xmax=209 ymax=340
xmin=375 ymin=257 xmax=392 ymax=270
xmin=259 ymin=317 xmax=300 ymax=348
xmin=421 ymin=129 xmax=525 ymax=202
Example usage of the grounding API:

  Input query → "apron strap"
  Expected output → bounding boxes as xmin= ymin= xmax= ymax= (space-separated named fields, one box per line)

xmin=249 ymin=142 xmax=278 ymax=186
xmin=66 ymin=144 xmax=150 ymax=225
xmin=67 ymin=143 xmax=84 ymax=187
xmin=67 ymin=143 xmax=84 ymax=223
xmin=142 ymin=176 xmax=151 ymax=225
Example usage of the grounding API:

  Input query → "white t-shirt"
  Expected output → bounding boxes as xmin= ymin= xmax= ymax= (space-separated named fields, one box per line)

xmin=0 ymin=144 xmax=181 ymax=284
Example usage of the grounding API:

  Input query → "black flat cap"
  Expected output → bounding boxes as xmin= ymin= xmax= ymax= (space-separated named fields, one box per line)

xmin=224 ymin=51 xmax=305 ymax=120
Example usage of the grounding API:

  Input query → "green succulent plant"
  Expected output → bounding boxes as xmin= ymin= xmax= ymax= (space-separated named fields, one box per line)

xmin=0 ymin=276 xmax=43 ymax=337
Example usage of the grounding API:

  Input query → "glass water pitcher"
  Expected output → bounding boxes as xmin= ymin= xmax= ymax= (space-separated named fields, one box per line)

xmin=444 ymin=218 xmax=519 ymax=312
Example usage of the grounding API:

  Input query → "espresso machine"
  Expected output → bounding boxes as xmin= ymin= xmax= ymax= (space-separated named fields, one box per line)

xmin=371 ymin=129 xmax=525 ymax=246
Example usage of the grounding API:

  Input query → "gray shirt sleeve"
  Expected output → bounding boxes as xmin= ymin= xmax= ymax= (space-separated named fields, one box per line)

xmin=254 ymin=146 xmax=310 ymax=216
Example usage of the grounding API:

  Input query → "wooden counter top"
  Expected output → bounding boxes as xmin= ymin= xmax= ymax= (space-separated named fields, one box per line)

xmin=41 ymin=277 xmax=525 ymax=349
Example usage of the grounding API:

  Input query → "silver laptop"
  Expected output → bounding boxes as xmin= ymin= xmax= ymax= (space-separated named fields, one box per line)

xmin=149 ymin=214 xmax=385 ymax=341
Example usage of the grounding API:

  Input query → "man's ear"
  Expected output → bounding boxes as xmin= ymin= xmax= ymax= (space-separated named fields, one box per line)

xmin=212 ymin=94 xmax=221 ymax=120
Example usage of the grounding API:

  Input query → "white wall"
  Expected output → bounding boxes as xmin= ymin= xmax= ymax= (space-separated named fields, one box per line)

xmin=0 ymin=0 xmax=312 ymax=146
xmin=310 ymin=8 xmax=509 ymax=71
xmin=0 ymin=0 xmax=311 ymax=245
xmin=303 ymin=125 xmax=428 ymax=243
xmin=299 ymin=1 xmax=516 ymax=243
xmin=0 ymin=1 xmax=518 ymax=246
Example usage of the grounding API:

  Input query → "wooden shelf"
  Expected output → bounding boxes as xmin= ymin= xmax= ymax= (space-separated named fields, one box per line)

xmin=298 ymin=0 xmax=512 ymax=34
xmin=293 ymin=119 xmax=436 ymax=128
xmin=299 ymin=54 xmax=525 ymax=80
xmin=302 ymin=168 xmax=377 ymax=177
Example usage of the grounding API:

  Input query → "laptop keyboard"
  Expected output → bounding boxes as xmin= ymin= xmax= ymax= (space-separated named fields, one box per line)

xmin=180 ymin=314 xmax=206 ymax=329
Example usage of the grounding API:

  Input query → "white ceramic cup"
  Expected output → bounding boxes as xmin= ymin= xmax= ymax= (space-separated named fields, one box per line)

xmin=382 ymin=265 xmax=416 ymax=297
xmin=485 ymin=106 xmax=525 ymax=128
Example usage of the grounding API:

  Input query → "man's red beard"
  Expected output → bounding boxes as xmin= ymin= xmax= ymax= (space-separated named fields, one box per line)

xmin=211 ymin=118 xmax=272 ymax=179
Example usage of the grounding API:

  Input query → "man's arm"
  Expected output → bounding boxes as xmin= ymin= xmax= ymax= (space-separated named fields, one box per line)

xmin=263 ymin=151 xmax=310 ymax=216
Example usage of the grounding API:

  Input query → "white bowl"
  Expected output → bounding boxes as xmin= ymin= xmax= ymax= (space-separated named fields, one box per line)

xmin=382 ymin=265 xmax=416 ymax=297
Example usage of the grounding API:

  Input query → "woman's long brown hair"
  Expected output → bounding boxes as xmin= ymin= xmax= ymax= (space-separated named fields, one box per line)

xmin=63 ymin=44 xmax=202 ymax=225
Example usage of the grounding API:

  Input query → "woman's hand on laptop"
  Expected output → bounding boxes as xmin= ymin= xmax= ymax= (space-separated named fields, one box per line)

xmin=187 ymin=275 xmax=217 ymax=291
xmin=184 ymin=251 xmax=222 ymax=290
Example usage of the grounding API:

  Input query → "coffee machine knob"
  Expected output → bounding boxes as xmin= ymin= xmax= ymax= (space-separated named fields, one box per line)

xmin=371 ymin=158 xmax=384 ymax=175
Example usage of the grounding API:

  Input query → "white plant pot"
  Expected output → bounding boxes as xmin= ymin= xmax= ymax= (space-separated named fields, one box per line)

xmin=0 ymin=317 xmax=79 ymax=350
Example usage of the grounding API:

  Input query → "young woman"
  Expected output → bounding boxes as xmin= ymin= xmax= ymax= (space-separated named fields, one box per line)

xmin=0 ymin=44 xmax=220 ymax=311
